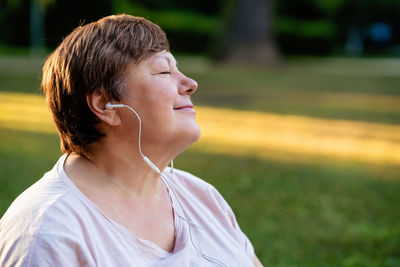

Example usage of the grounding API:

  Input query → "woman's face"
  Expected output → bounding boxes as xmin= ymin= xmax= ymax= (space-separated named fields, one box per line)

xmin=119 ymin=51 xmax=200 ymax=153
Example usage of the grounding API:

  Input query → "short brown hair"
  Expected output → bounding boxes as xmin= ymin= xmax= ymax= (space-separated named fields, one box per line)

xmin=42 ymin=14 xmax=169 ymax=155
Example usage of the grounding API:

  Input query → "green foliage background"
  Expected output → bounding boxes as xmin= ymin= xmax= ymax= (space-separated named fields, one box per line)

xmin=1 ymin=0 xmax=400 ymax=54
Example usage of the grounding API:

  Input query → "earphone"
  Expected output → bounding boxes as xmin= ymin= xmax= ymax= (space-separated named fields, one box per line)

xmin=105 ymin=102 xmax=227 ymax=267
xmin=105 ymin=102 xmax=161 ymax=174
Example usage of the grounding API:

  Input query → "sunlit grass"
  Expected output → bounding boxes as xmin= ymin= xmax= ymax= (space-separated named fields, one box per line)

xmin=1 ymin=55 xmax=400 ymax=266
xmin=195 ymin=106 xmax=400 ymax=166
xmin=0 ymin=92 xmax=55 ymax=133
xmin=1 ymin=91 xmax=399 ymax=167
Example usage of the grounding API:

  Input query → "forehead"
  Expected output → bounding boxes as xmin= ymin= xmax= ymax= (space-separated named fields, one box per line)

xmin=124 ymin=51 xmax=177 ymax=79
xmin=148 ymin=51 xmax=177 ymax=66
xmin=124 ymin=51 xmax=177 ymax=76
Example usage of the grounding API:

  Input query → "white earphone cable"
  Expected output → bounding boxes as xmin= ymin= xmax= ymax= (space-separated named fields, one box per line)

xmin=107 ymin=103 xmax=161 ymax=174
xmin=106 ymin=102 xmax=226 ymax=266
xmin=160 ymin=172 xmax=227 ymax=267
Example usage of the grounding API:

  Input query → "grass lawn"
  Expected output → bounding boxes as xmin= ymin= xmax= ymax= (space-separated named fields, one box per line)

xmin=1 ymin=54 xmax=400 ymax=266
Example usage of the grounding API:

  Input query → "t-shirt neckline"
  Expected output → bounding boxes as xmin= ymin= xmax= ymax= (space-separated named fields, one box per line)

xmin=56 ymin=153 xmax=184 ymax=258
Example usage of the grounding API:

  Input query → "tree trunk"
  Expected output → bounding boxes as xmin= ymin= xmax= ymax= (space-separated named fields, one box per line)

xmin=223 ymin=0 xmax=280 ymax=65
xmin=29 ymin=0 xmax=45 ymax=56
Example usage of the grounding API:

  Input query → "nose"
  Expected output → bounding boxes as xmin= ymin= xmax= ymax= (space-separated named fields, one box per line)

xmin=178 ymin=73 xmax=198 ymax=96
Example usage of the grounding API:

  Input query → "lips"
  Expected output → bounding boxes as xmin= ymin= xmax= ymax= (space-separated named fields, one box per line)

xmin=174 ymin=104 xmax=196 ymax=114
xmin=174 ymin=105 xmax=193 ymax=110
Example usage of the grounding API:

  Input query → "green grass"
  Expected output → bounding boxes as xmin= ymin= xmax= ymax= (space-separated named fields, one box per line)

xmin=1 ymin=54 xmax=400 ymax=266
xmin=0 ymin=129 xmax=60 ymax=212
xmin=176 ymin=151 xmax=400 ymax=266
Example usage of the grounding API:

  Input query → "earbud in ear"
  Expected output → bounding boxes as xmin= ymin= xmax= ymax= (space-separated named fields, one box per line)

xmin=105 ymin=102 xmax=113 ymax=109
xmin=105 ymin=102 xmax=125 ymax=109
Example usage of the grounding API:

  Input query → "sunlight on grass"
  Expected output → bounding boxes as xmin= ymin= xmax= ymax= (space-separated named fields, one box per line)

xmin=1 ymin=91 xmax=399 ymax=166
xmin=0 ymin=92 xmax=55 ymax=133
xmin=194 ymin=107 xmax=400 ymax=166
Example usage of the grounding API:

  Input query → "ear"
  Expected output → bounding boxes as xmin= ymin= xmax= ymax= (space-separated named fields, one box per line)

xmin=86 ymin=92 xmax=121 ymax=126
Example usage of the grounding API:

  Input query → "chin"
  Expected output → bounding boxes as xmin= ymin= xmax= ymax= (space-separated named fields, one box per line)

xmin=177 ymin=122 xmax=201 ymax=149
xmin=184 ymin=122 xmax=201 ymax=144
xmin=190 ymin=124 xmax=201 ymax=143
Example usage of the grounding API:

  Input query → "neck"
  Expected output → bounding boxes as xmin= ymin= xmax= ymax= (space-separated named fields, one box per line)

xmin=92 ymin=153 xmax=161 ymax=197
xmin=68 ymin=143 xmax=172 ymax=200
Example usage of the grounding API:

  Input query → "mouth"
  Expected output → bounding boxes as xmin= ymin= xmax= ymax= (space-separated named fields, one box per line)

xmin=174 ymin=104 xmax=196 ymax=114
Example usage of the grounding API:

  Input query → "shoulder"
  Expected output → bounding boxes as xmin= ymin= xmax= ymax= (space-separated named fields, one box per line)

xmin=165 ymin=168 xmax=221 ymax=198
xmin=0 ymin=163 xmax=92 ymax=266
xmin=165 ymin=167 xmax=213 ymax=190
xmin=1 ymin=167 xmax=73 ymax=233
xmin=163 ymin=167 xmax=231 ymax=216
xmin=1 ymin=158 xmax=87 ymax=231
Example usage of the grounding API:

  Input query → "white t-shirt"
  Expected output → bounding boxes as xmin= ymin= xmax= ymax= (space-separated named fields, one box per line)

xmin=0 ymin=154 xmax=255 ymax=266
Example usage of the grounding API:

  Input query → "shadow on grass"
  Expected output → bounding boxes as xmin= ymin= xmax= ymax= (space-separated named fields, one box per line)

xmin=1 ymin=127 xmax=399 ymax=266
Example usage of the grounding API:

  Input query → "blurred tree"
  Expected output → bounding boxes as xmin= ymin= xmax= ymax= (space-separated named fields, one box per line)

xmin=273 ymin=0 xmax=336 ymax=54
xmin=0 ymin=0 xmax=50 ymax=52
xmin=45 ymin=0 xmax=111 ymax=47
xmin=0 ymin=0 xmax=30 ymax=47
xmin=219 ymin=0 xmax=280 ymax=65
xmin=335 ymin=0 xmax=400 ymax=54
xmin=1 ymin=0 xmax=399 ymax=56
xmin=113 ymin=0 xmax=221 ymax=53
xmin=29 ymin=0 xmax=50 ymax=55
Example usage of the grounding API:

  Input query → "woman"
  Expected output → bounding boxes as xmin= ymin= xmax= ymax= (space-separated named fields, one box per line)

xmin=0 ymin=14 xmax=263 ymax=266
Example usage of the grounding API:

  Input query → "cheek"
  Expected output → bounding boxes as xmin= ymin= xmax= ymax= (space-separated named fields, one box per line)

xmin=156 ymin=85 xmax=177 ymax=110
xmin=133 ymin=83 xmax=173 ymax=109
xmin=143 ymin=89 xmax=176 ymax=122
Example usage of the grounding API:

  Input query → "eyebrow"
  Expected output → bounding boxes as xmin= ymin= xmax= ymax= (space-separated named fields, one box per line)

xmin=157 ymin=55 xmax=178 ymax=67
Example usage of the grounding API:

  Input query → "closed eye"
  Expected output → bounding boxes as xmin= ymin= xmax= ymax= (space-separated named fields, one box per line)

xmin=159 ymin=71 xmax=171 ymax=75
